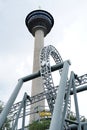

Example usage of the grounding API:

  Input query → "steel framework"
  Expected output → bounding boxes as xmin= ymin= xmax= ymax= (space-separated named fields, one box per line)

xmin=0 ymin=45 xmax=87 ymax=130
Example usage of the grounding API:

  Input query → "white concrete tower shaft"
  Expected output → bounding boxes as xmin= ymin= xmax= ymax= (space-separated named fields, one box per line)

xmin=25 ymin=10 xmax=54 ymax=123
xmin=30 ymin=29 xmax=44 ymax=122
xmin=32 ymin=29 xmax=44 ymax=94
xmin=33 ymin=29 xmax=44 ymax=73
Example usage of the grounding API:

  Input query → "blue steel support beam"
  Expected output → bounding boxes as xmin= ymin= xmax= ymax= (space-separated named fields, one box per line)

xmin=49 ymin=61 xmax=70 ymax=130
xmin=21 ymin=62 xmax=64 ymax=82
xmin=12 ymin=93 xmax=27 ymax=130
xmin=70 ymin=85 xmax=87 ymax=95
xmin=0 ymin=79 xmax=23 ymax=128
xmin=61 ymin=71 xmax=74 ymax=130
xmin=69 ymin=122 xmax=87 ymax=130
xmin=22 ymin=94 xmax=27 ymax=130
xmin=72 ymin=71 xmax=81 ymax=130
xmin=0 ymin=62 xmax=64 ymax=128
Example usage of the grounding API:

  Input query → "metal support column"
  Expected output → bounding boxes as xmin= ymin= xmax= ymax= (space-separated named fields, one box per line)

xmin=12 ymin=93 xmax=27 ymax=130
xmin=69 ymin=122 xmax=87 ymax=129
xmin=0 ymin=79 xmax=23 ymax=128
xmin=61 ymin=71 xmax=73 ymax=130
xmin=83 ymin=124 xmax=87 ymax=130
xmin=72 ymin=71 xmax=81 ymax=130
xmin=49 ymin=61 xmax=70 ymax=130
xmin=22 ymin=94 xmax=27 ymax=130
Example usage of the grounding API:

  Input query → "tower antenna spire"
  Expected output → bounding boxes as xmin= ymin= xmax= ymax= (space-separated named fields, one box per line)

xmin=38 ymin=5 xmax=41 ymax=9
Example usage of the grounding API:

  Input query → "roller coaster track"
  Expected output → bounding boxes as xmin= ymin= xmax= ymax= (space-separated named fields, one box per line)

xmin=7 ymin=72 xmax=87 ymax=121
xmin=7 ymin=45 xmax=87 ymax=123
xmin=40 ymin=45 xmax=63 ymax=113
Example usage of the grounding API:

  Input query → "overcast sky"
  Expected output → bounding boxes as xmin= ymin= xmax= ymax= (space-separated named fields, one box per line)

xmin=0 ymin=0 xmax=87 ymax=118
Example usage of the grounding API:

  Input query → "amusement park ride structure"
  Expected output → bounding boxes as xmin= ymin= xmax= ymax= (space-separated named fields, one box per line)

xmin=0 ymin=10 xmax=87 ymax=130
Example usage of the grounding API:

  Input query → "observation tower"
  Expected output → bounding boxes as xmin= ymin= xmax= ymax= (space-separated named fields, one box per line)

xmin=0 ymin=9 xmax=87 ymax=130
xmin=25 ymin=10 xmax=54 ymax=122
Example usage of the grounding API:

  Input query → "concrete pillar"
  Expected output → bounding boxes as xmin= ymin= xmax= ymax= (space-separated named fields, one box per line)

xmin=30 ymin=29 xmax=44 ymax=122
xmin=33 ymin=29 xmax=44 ymax=73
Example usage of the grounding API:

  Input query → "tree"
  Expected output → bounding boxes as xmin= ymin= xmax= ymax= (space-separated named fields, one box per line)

xmin=0 ymin=100 xmax=10 ymax=130
xmin=68 ymin=111 xmax=87 ymax=125
xmin=28 ymin=112 xmax=87 ymax=130
xmin=28 ymin=119 xmax=50 ymax=130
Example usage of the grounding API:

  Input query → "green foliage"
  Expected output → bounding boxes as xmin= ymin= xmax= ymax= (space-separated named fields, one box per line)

xmin=0 ymin=100 xmax=10 ymax=130
xmin=80 ymin=116 xmax=86 ymax=122
xmin=68 ymin=112 xmax=87 ymax=124
xmin=69 ymin=112 xmax=76 ymax=121
xmin=28 ymin=119 xmax=50 ymax=130
xmin=28 ymin=112 xmax=87 ymax=130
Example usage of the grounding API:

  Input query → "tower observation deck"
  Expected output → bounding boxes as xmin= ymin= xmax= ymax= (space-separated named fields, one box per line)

xmin=25 ymin=10 xmax=54 ymax=36
xmin=25 ymin=10 xmax=54 ymax=123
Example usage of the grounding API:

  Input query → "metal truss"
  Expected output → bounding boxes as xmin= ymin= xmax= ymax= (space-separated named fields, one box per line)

xmin=40 ymin=45 xmax=72 ymax=121
xmin=7 ymin=45 xmax=87 ymax=124
xmin=1 ymin=45 xmax=87 ymax=129
xmin=75 ymin=73 xmax=87 ymax=86
xmin=8 ymin=74 xmax=87 ymax=114
xmin=7 ymin=72 xmax=87 ymax=122
xmin=40 ymin=45 xmax=63 ymax=113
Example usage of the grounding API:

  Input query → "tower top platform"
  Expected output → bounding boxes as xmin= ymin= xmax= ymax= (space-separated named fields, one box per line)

xmin=25 ymin=10 xmax=54 ymax=37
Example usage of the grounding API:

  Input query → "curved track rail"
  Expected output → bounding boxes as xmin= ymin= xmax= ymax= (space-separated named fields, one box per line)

xmin=40 ymin=45 xmax=68 ymax=113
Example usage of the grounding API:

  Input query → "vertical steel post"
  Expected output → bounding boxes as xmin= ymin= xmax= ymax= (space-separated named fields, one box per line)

xmin=0 ymin=79 xmax=23 ymax=128
xmin=83 ymin=124 xmax=87 ymax=130
xmin=49 ymin=61 xmax=70 ymax=130
xmin=12 ymin=93 xmax=27 ymax=130
xmin=61 ymin=71 xmax=73 ymax=130
xmin=22 ymin=93 xmax=27 ymax=130
xmin=72 ymin=71 xmax=81 ymax=130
